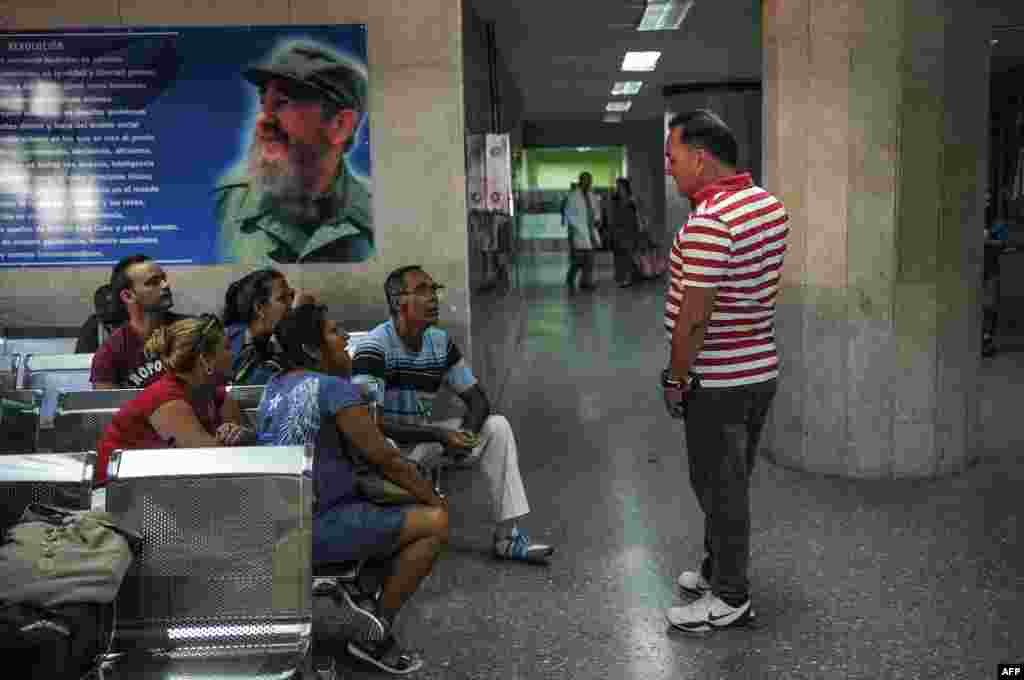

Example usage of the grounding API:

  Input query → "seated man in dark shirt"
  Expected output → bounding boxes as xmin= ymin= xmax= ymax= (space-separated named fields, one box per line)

xmin=90 ymin=254 xmax=185 ymax=389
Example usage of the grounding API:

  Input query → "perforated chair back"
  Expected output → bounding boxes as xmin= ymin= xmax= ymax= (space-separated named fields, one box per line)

xmin=52 ymin=388 xmax=141 ymax=453
xmin=20 ymin=353 xmax=94 ymax=428
xmin=98 ymin=445 xmax=313 ymax=677
xmin=0 ymin=389 xmax=43 ymax=454
xmin=0 ymin=452 xmax=94 ymax=532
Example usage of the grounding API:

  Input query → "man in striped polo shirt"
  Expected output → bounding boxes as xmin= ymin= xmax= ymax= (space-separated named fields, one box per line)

xmin=351 ymin=265 xmax=555 ymax=564
xmin=661 ymin=110 xmax=789 ymax=634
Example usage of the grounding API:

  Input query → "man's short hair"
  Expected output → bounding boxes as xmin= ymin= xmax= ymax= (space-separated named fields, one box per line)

xmin=668 ymin=110 xmax=739 ymax=167
xmin=110 ymin=254 xmax=151 ymax=305
xmin=384 ymin=265 xmax=424 ymax=316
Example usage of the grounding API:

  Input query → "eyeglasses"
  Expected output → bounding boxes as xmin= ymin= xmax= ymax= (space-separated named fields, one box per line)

xmin=190 ymin=313 xmax=221 ymax=355
xmin=399 ymin=283 xmax=446 ymax=300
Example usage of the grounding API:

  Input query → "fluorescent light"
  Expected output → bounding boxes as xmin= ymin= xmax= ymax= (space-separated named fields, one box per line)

xmin=611 ymin=81 xmax=643 ymax=95
xmin=621 ymin=51 xmax=661 ymax=72
xmin=603 ymin=113 xmax=623 ymax=123
xmin=606 ymin=101 xmax=632 ymax=112
xmin=576 ymin=147 xmax=593 ymax=152
xmin=638 ymin=0 xmax=695 ymax=32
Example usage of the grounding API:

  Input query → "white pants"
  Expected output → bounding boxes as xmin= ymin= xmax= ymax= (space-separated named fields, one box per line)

xmin=403 ymin=414 xmax=530 ymax=523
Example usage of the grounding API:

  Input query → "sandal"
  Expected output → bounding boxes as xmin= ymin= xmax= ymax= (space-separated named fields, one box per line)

xmin=347 ymin=634 xmax=424 ymax=675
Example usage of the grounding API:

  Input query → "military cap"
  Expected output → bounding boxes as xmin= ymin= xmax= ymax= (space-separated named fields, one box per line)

xmin=243 ymin=42 xmax=366 ymax=111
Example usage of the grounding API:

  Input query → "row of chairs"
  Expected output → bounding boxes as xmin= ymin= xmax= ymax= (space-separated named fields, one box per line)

xmin=1 ymin=445 xmax=319 ymax=679
xmin=1 ymin=384 xmax=266 ymax=455
xmin=0 ymin=332 xmax=371 ymax=452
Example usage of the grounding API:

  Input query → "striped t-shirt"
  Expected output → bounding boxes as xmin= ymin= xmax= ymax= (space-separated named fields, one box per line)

xmin=664 ymin=172 xmax=789 ymax=388
xmin=350 ymin=320 xmax=477 ymax=424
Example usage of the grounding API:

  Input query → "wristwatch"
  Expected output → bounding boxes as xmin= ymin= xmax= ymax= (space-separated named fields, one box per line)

xmin=661 ymin=369 xmax=689 ymax=389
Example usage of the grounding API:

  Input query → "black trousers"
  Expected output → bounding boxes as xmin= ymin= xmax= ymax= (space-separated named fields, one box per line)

xmin=683 ymin=379 xmax=777 ymax=603
xmin=612 ymin=241 xmax=638 ymax=283
xmin=566 ymin=249 xmax=595 ymax=287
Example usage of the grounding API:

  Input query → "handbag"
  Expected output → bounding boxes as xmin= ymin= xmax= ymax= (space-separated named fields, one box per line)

xmin=354 ymin=470 xmax=417 ymax=505
xmin=634 ymin=250 xmax=656 ymax=279
xmin=0 ymin=504 xmax=139 ymax=609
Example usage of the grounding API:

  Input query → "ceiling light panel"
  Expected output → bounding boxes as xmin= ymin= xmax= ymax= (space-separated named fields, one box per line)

xmin=606 ymin=101 xmax=632 ymax=112
xmin=621 ymin=51 xmax=661 ymax=72
xmin=638 ymin=0 xmax=695 ymax=32
xmin=612 ymin=81 xmax=643 ymax=95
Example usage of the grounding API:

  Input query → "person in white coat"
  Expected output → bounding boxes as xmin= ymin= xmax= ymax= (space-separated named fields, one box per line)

xmin=564 ymin=172 xmax=603 ymax=291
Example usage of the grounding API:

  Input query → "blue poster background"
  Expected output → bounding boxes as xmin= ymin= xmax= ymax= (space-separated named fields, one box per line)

xmin=0 ymin=25 xmax=369 ymax=267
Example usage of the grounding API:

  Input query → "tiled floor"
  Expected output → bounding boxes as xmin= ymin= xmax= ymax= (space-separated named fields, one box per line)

xmin=331 ymin=253 xmax=1023 ymax=680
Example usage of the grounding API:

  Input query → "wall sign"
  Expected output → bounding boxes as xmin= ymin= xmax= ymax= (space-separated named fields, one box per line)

xmin=0 ymin=25 xmax=372 ymax=267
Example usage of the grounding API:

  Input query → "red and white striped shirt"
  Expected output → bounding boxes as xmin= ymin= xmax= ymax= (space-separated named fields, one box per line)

xmin=664 ymin=173 xmax=789 ymax=388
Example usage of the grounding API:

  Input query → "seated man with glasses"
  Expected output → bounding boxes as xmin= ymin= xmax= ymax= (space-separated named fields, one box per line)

xmin=95 ymin=315 xmax=253 ymax=484
xmin=351 ymin=265 xmax=555 ymax=564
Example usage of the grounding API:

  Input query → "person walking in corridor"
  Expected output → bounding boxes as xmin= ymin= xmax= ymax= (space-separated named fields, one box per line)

xmin=564 ymin=172 xmax=603 ymax=292
xmin=661 ymin=110 xmax=790 ymax=633
xmin=607 ymin=177 xmax=644 ymax=288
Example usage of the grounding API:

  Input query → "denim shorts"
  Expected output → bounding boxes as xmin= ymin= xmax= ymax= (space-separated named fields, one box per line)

xmin=313 ymin=500 xmax=407 ymax=565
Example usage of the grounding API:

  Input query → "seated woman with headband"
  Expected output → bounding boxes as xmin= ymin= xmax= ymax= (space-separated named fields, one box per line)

xmin=95 ymin=315 xmax=252 ymax=483
xmin=223 ymin=269 xmax=317 ymax=385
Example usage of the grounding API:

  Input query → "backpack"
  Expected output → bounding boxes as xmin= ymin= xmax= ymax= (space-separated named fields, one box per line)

xmin=0 ymin=504 xmax=138 ymax=679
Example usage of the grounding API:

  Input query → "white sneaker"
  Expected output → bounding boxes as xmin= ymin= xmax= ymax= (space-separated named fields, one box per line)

xmin=666 ymin=592 xmax=754 ymax=634
xmin=676 ymin=569 xmax=712 ymax=596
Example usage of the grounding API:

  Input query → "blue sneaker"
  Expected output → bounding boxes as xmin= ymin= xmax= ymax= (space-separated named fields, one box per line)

xmin=493 ymin=528 xmax=554 ymax=564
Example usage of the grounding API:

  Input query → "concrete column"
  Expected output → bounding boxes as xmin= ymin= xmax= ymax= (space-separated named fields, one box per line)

xmin=762 ymin=0 xmax=991 ymax=478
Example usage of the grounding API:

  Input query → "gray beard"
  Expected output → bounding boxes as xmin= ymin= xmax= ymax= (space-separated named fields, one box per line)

xmin=247 ymin=138 xmax=330 ymax=224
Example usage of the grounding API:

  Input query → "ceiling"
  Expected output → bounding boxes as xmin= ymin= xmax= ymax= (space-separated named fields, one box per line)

xmin=992 ymin=25 xmax=1024 ymax=74
xmin=469 ymin=0 xmax=761 ymax=123
xmin=470 ymin=0 xmax=1024 ymax=124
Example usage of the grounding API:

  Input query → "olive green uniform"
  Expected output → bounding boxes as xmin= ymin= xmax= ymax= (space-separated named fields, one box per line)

xmin=213 ymin=159 xmax=373 ymax=264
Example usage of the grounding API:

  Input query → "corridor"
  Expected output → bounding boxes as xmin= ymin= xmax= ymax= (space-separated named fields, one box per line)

xmin=342 ymin=253 xmax=1023 ymax=680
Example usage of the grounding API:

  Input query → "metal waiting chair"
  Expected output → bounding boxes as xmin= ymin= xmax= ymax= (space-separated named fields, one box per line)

xmin=95 ymin=445 xmax=315 ymax=679
xmin=1 ymin=336 xmax=78 ymax=383
xmin=52 ymin=389 xmax=141 ymax=453
xmin=1 ymin=336 xmax=78 ymax=358
xmin=0 ymin=389 xmax=44 ymax=454
xmin=53 ymin=386 xmax=268 ymax=453
xmin=0 ymin=451 xmax=95 ymax=532
xmin=225 ymin=384 xmax=265 ymax=430
xmin=18 ymin=353 xmax=95 ymax=430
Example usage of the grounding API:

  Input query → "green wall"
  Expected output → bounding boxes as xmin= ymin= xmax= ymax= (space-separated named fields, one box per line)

xmin=525 ymin=147 xmax=625 ymax=190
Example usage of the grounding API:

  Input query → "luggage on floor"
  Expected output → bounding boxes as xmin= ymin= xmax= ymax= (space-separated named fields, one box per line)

xmin=634 ymin=246 xmax=667 ymax=279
